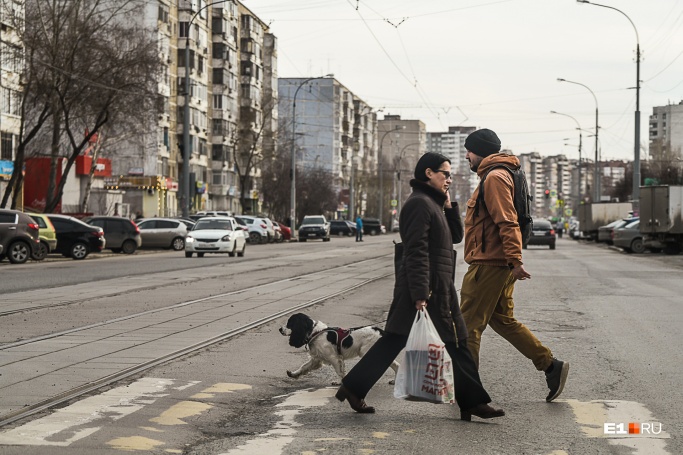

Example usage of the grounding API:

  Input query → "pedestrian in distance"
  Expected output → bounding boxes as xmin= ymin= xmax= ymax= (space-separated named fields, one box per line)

xmin=355 ymin=215 xmax=363 ymax=242
xmin=460 ymin=128 xmax=569 ymax=403
xmin=555 ymin=220 xmax=564 ymax=238
xmin=336 ymin=152 xmax=505 ymax=421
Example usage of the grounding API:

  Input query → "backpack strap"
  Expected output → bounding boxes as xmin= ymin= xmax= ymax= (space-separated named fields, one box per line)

xmin=473 ymin=165 xmax=515 ymax=253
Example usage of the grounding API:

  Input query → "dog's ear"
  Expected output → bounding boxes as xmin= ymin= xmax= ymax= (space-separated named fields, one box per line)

xmin=288 ymin=314 xmax=314 ymax=348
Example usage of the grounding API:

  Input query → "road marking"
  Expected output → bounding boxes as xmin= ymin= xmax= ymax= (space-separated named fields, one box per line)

xmin=372 ymin=432 xmax=390 ymax=439
xmin=107 ymin=435 xmax=164 ymax=451
xmin=191 ymin=383 xmax=252 ymax=399
xmin=0 ymin=378 xmax=184 ymax=446
xmin=564 ymin=399 xmax=671 ymax=454
xmin=218 ymin=387 xmax=334 ymax=455
xmin=150 ymin=401 xmax=213 ymax=426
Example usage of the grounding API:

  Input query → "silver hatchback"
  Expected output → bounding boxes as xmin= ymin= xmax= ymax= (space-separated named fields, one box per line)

xmin=136 ymin=218 xmax=188 ymax=251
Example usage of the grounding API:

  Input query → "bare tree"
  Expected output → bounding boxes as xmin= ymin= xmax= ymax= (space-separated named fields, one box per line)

xmin=8 ymin=0 xmax=162 ymax=213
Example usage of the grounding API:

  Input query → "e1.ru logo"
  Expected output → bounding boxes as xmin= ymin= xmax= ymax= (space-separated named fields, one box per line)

xmin=604 ymin=422 xmax=663 ymax=435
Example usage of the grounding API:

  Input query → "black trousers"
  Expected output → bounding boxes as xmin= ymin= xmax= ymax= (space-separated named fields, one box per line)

xmin=342 ymin=332 xmax=491 ymax=410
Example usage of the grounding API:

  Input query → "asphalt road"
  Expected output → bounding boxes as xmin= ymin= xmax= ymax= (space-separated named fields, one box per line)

xmin=0 ymin=235 xmax=681 ymax=455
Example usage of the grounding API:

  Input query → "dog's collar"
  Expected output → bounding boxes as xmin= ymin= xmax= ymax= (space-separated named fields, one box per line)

xmin=305 ymin=329 xmax=327 ymax=349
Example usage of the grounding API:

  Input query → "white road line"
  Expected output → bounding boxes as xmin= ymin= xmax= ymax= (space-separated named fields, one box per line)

xmin=0 ymin=378 xmax=189 ymax=446
xmin=218 ymin=387 xmax=335 ymax=455
xmin=564 ymin=399 xmax=671 ymax=454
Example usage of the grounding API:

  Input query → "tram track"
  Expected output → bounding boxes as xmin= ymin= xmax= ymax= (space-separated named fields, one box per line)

xmin=0 ymin=256 xmax=393 ymax=428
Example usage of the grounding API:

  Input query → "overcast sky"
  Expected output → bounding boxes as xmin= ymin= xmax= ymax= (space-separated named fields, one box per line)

xmin=248 ymin=0 xmax=683 ymax=163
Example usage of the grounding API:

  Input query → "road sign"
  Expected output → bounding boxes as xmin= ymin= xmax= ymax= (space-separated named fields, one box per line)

xmin=391 ymin=199 xmax=398 ymax=207
xmin=550 ymin=190 xmax=557 ymax=198
xmin=565 ymin=208 xmax=572 ymax=216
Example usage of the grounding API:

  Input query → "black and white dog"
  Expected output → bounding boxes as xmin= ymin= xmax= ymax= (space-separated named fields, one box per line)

xmin=279 ymin=313 xmax=399 ymax=382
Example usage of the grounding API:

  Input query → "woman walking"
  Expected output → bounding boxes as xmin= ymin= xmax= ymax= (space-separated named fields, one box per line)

xmin=336 ymin=152 xmax=505 ymax=421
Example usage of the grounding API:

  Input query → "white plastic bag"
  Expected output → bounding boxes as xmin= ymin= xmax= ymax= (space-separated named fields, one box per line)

xmin=393 ymin=309 xmax=455 ymax=404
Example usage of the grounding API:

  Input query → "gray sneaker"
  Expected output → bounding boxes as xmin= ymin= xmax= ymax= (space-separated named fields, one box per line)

xmin=545 ymin=359 xmax=569 ymax=402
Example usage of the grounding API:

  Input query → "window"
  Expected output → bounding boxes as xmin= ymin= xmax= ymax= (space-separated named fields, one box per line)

xmin=157 ymin=220 xmax=177 ymax=229
xmin=158 ymin=4 xmax=169 ymax=23
xmin=177 ymin=49 xmax=195 ymax=69
xmin=212 ymin=43 xmax=225 ymax=60
xmin=213 ymin=68 xmax=224 ymax=84
xmin=179 ymin=22 xmax=189 ymax=38
xmin=1 ymin=88 xmax=21 ymax=116
xmin=212 ymin=144 xmax=225 ymax=161
xmin=138 ymin=220 xmax=156 ymax=230
xmin=0 ymin=213 xmax=16 ymax=223
xmin=197 ymin=56 xmax=204 ymax=75
xmin=1 ymin=132 xmax=13 ymax=160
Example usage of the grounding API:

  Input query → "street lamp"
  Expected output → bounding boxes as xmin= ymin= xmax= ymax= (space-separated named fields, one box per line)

xmin=289 ymin=75 xmax=333 ymax=237
xmin=557 ymin=78 xmax=600 ymax=202
xmin=378 ymin=125 xmax=404 ymax=226
xmin=577 ymin=0 xmax=641 ymax=209
xmin=182 ymin=0 xmax=229 ymax=218
xmin=551 ymin=110 xmax=583 ymax=203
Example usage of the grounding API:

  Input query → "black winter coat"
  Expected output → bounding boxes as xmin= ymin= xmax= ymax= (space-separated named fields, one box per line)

xmin=385 ymin=180 xmax=467 ymax=343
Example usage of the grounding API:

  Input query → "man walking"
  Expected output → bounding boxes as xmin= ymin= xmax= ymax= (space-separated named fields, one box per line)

xmin=355 ymin=215 xmax=363 ymax=242
xmin=460 ymin=128 xmax=569 ymax=402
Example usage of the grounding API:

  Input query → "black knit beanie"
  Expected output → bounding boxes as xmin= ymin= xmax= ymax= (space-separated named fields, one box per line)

xmin=464 ymin=128 xmax=501 ymax=157
xmin=414 ymin=152 xmax=451 ymax=182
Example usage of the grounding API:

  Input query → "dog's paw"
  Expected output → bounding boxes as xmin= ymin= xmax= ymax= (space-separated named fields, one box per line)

xmin=388 ymin=379 xmax=395 ymax=385
xmin=287 ymin=370 xmax=298 ymax=378
xmin=331 ymin=381 xmax=341 ymax=386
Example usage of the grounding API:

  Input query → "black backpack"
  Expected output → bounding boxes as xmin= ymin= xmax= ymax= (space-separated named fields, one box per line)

xmin=473 ymin=164 xmax=533 ymax=252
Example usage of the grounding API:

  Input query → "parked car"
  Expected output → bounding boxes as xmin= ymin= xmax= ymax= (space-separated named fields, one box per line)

xmin=0 ymin=209 xmax=40 ymax=264
xmin=46 ymin=214 xmax=105 ymax=260
xmin=272 ymin=221 xmax=284 ymax=243
xmin=234 ymin=215 xmax=272 ymax=244
xmin=597 ymin=218 xmax=637 ymax=244
xmin=275 ymin=221 xmax=291 ymax=241
xmin=83 ymin=216 xmax=142 ymax=254
xmin=263 ymin=217 xmax=277 ymax=243
xmin=362 ymin=218 xmax=383 ymax=236
xmin=612 ymin=220 xmax=646 ymax=254
xmin=177 ymin=218 xmax=196 ymax=230
xmin=298 ymin=215 xmax=331 ymax=242
xmin=330 ymin=220 xmax=356 ymax=237
xmin=184 ymin=216 xmax=246 ymax=258
xmin=524 ymin=218 xmax=556 ymax=249
xmin=27 ymin=213 xmax=58 ymax=261
xmin=136 ymin=218 xmax=188 ymax=250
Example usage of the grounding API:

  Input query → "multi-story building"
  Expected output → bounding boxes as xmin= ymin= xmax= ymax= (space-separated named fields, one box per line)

xmin=278 ymin=77 xmax=377 ymax=219
xmin=378 ymin=115 xmax=425 ymax=225
xmin=102 ymin=0 xmax=275 ymax=218
xmin=649 ymin=101 xmax=683 ymax=162
xmin=427 ymin=126 xmax=476 ymax=208
xmin=0 ymin=0 xmax=24 ymax=203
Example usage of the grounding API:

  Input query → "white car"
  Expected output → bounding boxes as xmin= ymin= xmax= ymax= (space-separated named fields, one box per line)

xmin=184 ymin=216 xmax=246 ymax=258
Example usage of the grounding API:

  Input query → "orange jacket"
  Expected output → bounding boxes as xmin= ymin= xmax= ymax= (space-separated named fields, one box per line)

xmin=464 ymin=153 xmax=523 ymax=268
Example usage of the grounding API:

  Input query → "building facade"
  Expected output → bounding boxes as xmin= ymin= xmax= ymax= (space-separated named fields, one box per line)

xmin=378 ymin=115 xmax=426 ymax=227
xmin=278 ymin=77 xmax=377 ymax=219
xmin=0 ymin=0 xmax=24 ymax=204
xmin=649 ymin=101 xmax=683 ymax=163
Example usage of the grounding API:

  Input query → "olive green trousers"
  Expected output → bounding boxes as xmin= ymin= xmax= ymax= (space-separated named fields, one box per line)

xmin=460 ymin=264 xmax=553 ymax=371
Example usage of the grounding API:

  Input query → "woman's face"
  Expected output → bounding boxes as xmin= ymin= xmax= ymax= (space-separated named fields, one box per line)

xmin=426 ymin=161 xmax=452 ymax=195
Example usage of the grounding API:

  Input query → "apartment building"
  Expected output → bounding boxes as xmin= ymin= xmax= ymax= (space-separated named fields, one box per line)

xmin=102 ymin=0 xmax=275 ymax=217
xmin=649 ymin=101 xmax=683 ymax=162
xmin=278 ymin=77 xmax=377 ymax=218
xmin=427 ymin=126 xmax=476 ymax=208
xmin=0 ymin=0 xmax=24 ymax=203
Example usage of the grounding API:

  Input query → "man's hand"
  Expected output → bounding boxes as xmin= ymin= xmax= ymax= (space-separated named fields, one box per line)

xmin=511 ymin=264 xmax=531 ymax=281
xmin=415 ymin=299 xmax=427 ymax=310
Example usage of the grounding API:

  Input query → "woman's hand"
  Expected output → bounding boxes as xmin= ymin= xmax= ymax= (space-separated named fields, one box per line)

xmin=444 ymin=191 xmax=452 ymax=209
xmin=415 ymin=300 xmax=427 ymax=310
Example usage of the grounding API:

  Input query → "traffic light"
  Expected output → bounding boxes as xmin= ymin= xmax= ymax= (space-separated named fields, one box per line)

xmin=545 ymin=189 xmax=550 ymax=199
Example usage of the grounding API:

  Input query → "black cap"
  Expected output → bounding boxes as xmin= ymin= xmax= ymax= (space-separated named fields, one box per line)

xmin=465 ymin=128 xmax=501 ymax=157
xmin=414 ymin=152 xmax=451 ymax=182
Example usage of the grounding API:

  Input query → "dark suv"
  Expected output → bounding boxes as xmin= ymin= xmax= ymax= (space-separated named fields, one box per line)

xmin=0 ymin=209 xmax=40 ymax=264
xmin=298 ymin=215 xmax=330 ymax=242
xmin=46 ymin=214 xmax=106 ymax=259
xmin=84 ymin=216 xmax=142 ymax=254
xmin=362 ymin=218 xmax=383 ymax=236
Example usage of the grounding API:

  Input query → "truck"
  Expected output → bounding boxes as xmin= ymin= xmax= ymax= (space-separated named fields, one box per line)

xmin=577 ymin=202 xmax=633 ymax=240
xmin=640 ymin=185 xmax=683 ymax=255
